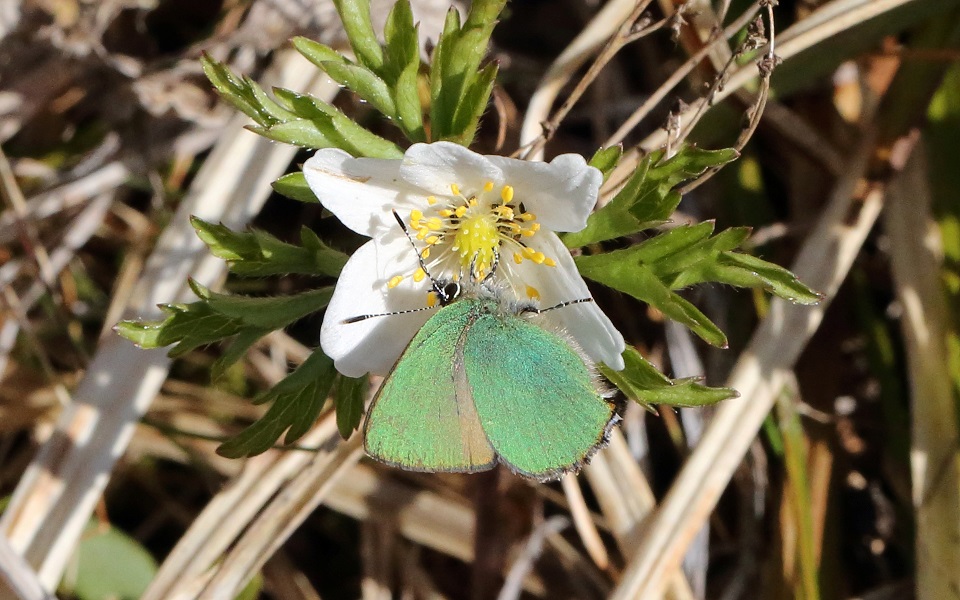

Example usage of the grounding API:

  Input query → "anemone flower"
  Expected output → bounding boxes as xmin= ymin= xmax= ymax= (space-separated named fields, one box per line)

xmin=304 ymin=141 xmax=625 ymax=377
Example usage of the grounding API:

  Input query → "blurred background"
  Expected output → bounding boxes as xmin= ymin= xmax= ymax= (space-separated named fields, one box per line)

xmin=0 ymin=0 xmax=958 ymax=599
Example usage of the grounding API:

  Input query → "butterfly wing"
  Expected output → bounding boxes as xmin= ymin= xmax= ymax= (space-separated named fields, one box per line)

xmin=464 ymin=311 xmax=616 ymax=480
xmin=363 ymin=300 xmax=497 ymax=472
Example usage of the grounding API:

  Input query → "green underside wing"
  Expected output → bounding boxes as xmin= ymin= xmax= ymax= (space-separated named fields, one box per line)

xmin=363 ymin=297 xmax=618 ymax=480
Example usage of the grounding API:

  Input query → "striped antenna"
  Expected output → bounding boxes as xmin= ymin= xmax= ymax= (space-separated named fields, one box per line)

xmin=521 ymin=297 xmax=594 ymax=315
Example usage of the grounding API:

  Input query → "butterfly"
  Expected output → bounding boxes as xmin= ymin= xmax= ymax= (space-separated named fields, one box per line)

xmin=348 ymin=212 xmax=620 ymax=480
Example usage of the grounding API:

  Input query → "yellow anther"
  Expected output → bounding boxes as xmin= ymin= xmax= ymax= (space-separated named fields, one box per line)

xmin=523 ymin=247 xmax=537 ymax=259
xmin=426 ymin=217 xmax=442 ymax=230
xmin=521 ymin=230 xmax=536 ymax=237
xmin=455 ymin=206 xmax=467 ymax=218
xmin=451 ymin=183 xmax=461 ymax=196
xmin=410 ymin=209 xmax=423 ymax=221
xmin=543 ymin=257 xmax=557 ymax=267
xmin=426 ymin=291 xmax=438 ymax=307
xmin=388 ymin=275 xmax=404 ymax=289
xmin=507 ymin=222 xmax=522 ymax=232
xmin=439 ymin=209 xmax=454 ymax=217
xmin=513 ymin=252 xmax=524 ymax=264
xmin=468 ymin=198 xmax=478 ymax=207
xmin=427 ymin=196 xmax=437 ymax=205
xmin=413 ymin=267 xmax=426 ymax=282
xmin=476 ymin=268 xmax=486 ymax=280
xmin=494 ymin=206 xmax=515 ymax=220
xmin=530 ymin=222 xmax=541 ymax=231
xmin=532 ymin=251 xmax=546 ymax=264
xmin=519 ymin=212 xmax=536 ymax=221
xmin=526 ymin=285 xmax=541 ymax=300
xmin=501 ymin=185 xmax=514 ymax=203
xmin=416 ymin=229 xmax=427 ymax=240
xmin=484 ymin=181 xmax=495 ymax=192
xmin=425 ymin=235 xmax=439 ymax=245
xmin=420 ymin=247 xmax=431 ymax=259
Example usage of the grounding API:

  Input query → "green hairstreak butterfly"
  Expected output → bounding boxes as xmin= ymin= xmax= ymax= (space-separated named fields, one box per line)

xmin=347 ymin=212 xmax=620 ymax=480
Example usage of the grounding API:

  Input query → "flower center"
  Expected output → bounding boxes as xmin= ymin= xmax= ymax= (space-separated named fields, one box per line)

xmin=387 ymin=181 xmax=558 ymax=303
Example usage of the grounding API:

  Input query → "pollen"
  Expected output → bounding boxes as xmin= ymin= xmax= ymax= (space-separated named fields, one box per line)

xmin=420 ymin=247 xmax=430 ymax=259
xmin=413 ymin=267 xmax=426 ymax=282
xmin=484 ymin=181 xmax=494 ymax=192
xmin=388 ymin=275 xmax=404 ymax=289
xmin=410 ymin=209 xmax=423 ymax=221
xmin=501 ymin=185 xmax=514 ymax=203
xmin=426 ymin=217 xmax=442 ymax=230
xmin=455 ymin=206 xmax=467 ymax=218
xmin=526 ymin=285 xmax=541 ymax=300
xmin=425 ymin=235 xmax=439 ymax=245
xmin=543 ymin=257 xmax=556 ymax=267
xmin=451 ymin=183 xmax=460 ymax=196
xmin=427 ymin=196 xmax=437 ymax=205
xmin=513 ymin=252 xmax=523 ymax=264
xmin=426 ymin=291 xmax=438 ymax=307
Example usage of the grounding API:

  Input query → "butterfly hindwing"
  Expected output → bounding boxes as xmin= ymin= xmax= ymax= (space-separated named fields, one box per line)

xmin=363 ymin=300 xmax=496 ymax=472
xmin=463 ymin=304 xmax=616 ymax=480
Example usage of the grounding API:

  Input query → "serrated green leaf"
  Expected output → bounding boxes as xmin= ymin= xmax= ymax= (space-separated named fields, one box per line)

xmin=191 ymin=217 xmax=348 ymax=277
xmin=600 ymin=346 xmax=737 ymax=409
xmin=588 ymin=145 xmax=623 ymax=181
xmin=321 ymin=61 xmax=396 ymax=117
xmin=333 ymin=0 xmax=384 ymax=72
xmin=212 ymin=327 xmax=268 ymax=381
xmin=447 ymin=61 xmax=497 ymax=146
xmin=335 ymin=375 xmax=367 ymax=438
xmin=217 ymin=350 xmax=337 ymax=457
xmin=651 ymin=226 xmax=751 ymax=281
xmin=272 ymin=172 xmax=319 ymax=203
xmin=576 ymin=260 xmax=728 ymax=347
xmin=155 ymin=302 xmax=245 ymax=357
xmin=291 ymin=37 xmax=346 ymax=69
xmin=115 ymin=319 xmax=167 ymax=348
xmin=631 ymin=222 xmax=716 ymax=264
xmin=204 ymin=287 xmax=333 ymax=329
xmin=716 ymin=252 xmax=821 ymax=304
xmin=564 ymin=146 xmax=739 ymax=248
xmin=200 ymin=55 xmax=293 ymax=127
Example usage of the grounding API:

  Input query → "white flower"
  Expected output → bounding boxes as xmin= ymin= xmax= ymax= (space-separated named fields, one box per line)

xmin=303 ymin=141 xmax=626 ymax=377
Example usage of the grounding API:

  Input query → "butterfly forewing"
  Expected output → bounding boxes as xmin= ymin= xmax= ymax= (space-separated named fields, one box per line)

xmin=363 ymin=300 xmax=496 ymax=472
xmin=464 ymin=307 xmax=616 ymax=480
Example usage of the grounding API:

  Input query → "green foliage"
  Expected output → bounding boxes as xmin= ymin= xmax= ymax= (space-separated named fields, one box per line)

xmin=572 ymin=145 xmax=818 ymax=347
xmin=600 ymin=346 xmax=738 ymax=409
xmin=62 ymin=522 xmax=158 ymax=600
xmin=190 ymin=217 xmax=347 ymax=277
xmin=217 ymin=349 xmax=338 ymax=457
xmin=334 ymin=375 xmax=368 ymax=438
xmin=272 ymin=172 xmax=319 ymax=203
xmin=588 ymin=145 xmax=623 ymax=182
xmin=564 ymin=146 xmax=739 ymax=248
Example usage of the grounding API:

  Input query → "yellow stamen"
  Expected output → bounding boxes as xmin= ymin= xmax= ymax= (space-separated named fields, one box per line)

xmin=451 ymin=183 xmax=460 ymax=196
xmin=521 ymin=230 xmax=536 ymax=237
xmin=426 ymin=291 xmax=438 ymax=307
xmin=427 ymin=196 xmax=437 ymax=205
xmin=519 ymin=212 xmax=536 ymax=221
xmin=526 ymin=285 xmax=541 ymax=300
xmin=530 ymin=222 xmax=541 ymax=232
xmin=416 ymin=229 xmax=427 ymax=240
xmin=420 ymin=247 xmax=431 ymax=259
xmin=501 ymin=185 xmax=514 ymax=203
xmin=532 ymin=251 xmax=546 ymax=264
xmin=513 ymin=252 xmax=523 ymax=264
xmin=522 ymin=247 xmax=537 ymax=259
xmin=426 ymin=217 xmax=442 ymax=230
xmin=543 ymin=257 xmax=556 ymax=267
xmin=439 ymin=209 xmax=454 ymax=217
xmin=425 ymin=235 xmax=439 ymax=245
xmin=483 ymin=181 xmax=494 ymax=192
xmin=410 ymin=209 xmax=423 ymax=221
xmin=455 ymin=206 xmax=467 ymax=218
xmin=413 ymin=267 xmax=426 ymax=282
xmin=388 ymin=275 xmax=403 ymax=288
xmin=468 ymin=198 xmax=478 ymax=207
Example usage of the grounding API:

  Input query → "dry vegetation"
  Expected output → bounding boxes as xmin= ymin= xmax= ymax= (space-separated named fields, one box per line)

xmin=1 ymin=0 xmax=959 ymax=599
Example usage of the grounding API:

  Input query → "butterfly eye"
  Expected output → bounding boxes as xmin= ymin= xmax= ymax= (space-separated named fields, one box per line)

xmin=442 ymin=281 xmax=461 ymax=303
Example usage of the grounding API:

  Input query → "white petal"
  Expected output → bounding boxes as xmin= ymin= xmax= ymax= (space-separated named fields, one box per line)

xmin=487 ymin=153 xmax=602 ymax=232
xmin=400 ymin=141 xmax=503 ymax=196
xmin=321 ymin=237 xmax=438 ymax=377
xmin=303 ymin=148 xmax=415 ymax=237
xmin=514 ymin=233 xmax=625 ymax=370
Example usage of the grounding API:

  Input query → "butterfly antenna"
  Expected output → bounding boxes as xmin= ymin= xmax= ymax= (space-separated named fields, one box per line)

xmin=342 ymin=305 xmax=438 ymax=324
xmin=523 ymin=297 xmax=594 ymax=314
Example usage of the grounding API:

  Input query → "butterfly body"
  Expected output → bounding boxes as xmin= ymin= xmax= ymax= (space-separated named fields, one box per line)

xmin=363 ymin=296 xmax=619 ymax=481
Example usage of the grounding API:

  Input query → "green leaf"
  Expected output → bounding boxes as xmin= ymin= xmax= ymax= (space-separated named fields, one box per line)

xmin=448 ymin=61 xmax=498 ymax=146
xmin=273 ymin=88 xmax=404 ymax=158
xmin=321 ymin=61 xmax=396 ymax=118
xmin=333 ymin=0 xmax=384 ymax=72
xmin=291 ymin=37 xmax=346 ymax=69
xmin=575 ymin=259 xmax=728 ymax=347
xmin=155 ymin=302 xmax=244 ymax=357
xmin=588 ymin=145 xmax=623 ymax=182
xmin=335 ymin=375 xmax=367 ymax=438
xmin=600 ymin=346 xmax=738 ymax=409
xmin=217 ymin=350 xmax=338 ymax=457
xmin=272 ymin=172 xmax=319 ymax=203
xmin=203 ymin=286 xmax=334 ymax=329
xmin=66 ymin=522 xmax=157 ymax=600
xmin=383 ymin=0 xmax=425 ymax=141
xmin=191 ymin=217 xmax=348 ymax=277
xmin=711 ymin=252 xmax=821 ymax=304
xmin=249 ymin=119 xmax=334 ymax=149
xmin=564 ymin=146 xmax=739 ymax=248
xmin=201 ymin=54 xmax=293 ymax=127
xmin=114 ymin=319 xmax=166 ymax=348
xmin=212 ymin=327 xmax=267 ymax=381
